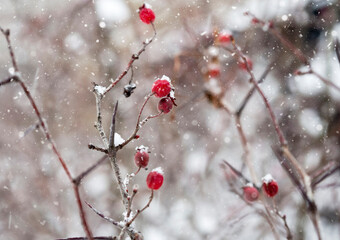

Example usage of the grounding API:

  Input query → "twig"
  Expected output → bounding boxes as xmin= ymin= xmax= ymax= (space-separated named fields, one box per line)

xmin=274 ymin=210 xmax=293 ymax=240
xmin=236 ymin=62 xmax=275 ymax=116
xmin=230 ymin=37 xmax=287 ymax=147
xmin=0 ymin=75 xmax=18 ymax=86
xmin=311 ymin=162 xmax=340 ymax=188
xmin=106 ymin=102 xmax=129 ymax=210
xmin=103 ymin=23 xmax=157 ymax=95
xmin=117 ymin=93 xmax=158 ymax=150
xmin=0 ymin=28 xmax=93 ymax=240
xmin=73 ymin=155 xmax=108 ymax=186
xmin=126 ymin=190 xmax=154 ymax=227
xmin=88 ymin=144 xmax=108 ymax=154
xmin=335 ymin=38 xmax=340 ymax=67
xmin=247 ymin=12 xmax=340 ymax=93
xmin=222 ymin=160 xmax=250 ymax=184
xmin=85 ymin=201 xmax=119 ymax=226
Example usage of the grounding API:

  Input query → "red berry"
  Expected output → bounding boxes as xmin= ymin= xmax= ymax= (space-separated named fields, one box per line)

xmin=251 ymin=18 xmax=260 ymax=24
xmin=146 ymin=168 xmax=164 ymax=190
xmin=158 ymin=97 xmax=173 ymax=113
xmin=134 ymin=146 xmax=149 ymax=168
xmin=238 ymin=57 xmax=253 ymax=71
xmin=243 ymin=185 xmax=259 ymax=202
xmin=217 ymin=32 xmax=232 ymax=44
xmin=208 ymin=67 xmax=220 ymax=78
xmin=139 ymin=4 xmax=155 ymax=24
xmin=152 ymin=76 xmax=172 ymax=98
xmin=262 ymin=174 xmax=279 ymax=197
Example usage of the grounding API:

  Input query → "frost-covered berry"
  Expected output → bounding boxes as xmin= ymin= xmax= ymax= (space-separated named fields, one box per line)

xmin=146 ymin=167 xmax=164 ymax=190
xmin=158 ymin=97 xmax=173 ymax=113
xmin=243 ymin=184 xmax=259 ymax=202
xmin=262 ymin=174 xmax=279 ymax=197
xmin=217 ymin=31 xmax=232 ymax=44
xmin=134 ymin=145 xmax=150 ymax=168
xmin=152 ymin=75 xmax=172 ymax=98
xmin=238 ymin=57 xmax=253 ymax=71
xmin=138 ymin=4 xmax=155 ymax=24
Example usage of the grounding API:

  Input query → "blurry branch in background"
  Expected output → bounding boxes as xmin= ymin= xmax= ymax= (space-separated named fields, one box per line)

xmin=245 ymin=11 xmax=340 ymax=93
xmin=0 ymin=9 xmax=161 ymax=239
xmin=0 ymin=27 xmax=94 ymax=240
xmin=335 ymin=38 xmax=340 ymax=67
xmin=220 ymin=162 xmax=280 ymax=240
xmin=228 ymin=22 xmax=323 ymax=240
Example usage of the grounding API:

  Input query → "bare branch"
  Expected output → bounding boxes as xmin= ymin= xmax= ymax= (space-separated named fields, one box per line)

xmin=109 ymin=101 xmax=118 ymax=152
xmin=0 ymin=75 xmax=18 ymax=86
xmin=85 ymin=201 xmax=120 ymax=226
xmin=127 ymin=190 xmax=154 ymax=227
xmin=73 ymin=155 xmax=108 ymax=186
xmin=88 ymin=144 xmax=108 ymax=154
xmin=103 ymin=23 xmax=157 ymax=95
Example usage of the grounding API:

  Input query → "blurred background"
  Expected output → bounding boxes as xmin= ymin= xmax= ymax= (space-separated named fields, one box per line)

xmin=0 ymin=0 xmax=340 ymax=239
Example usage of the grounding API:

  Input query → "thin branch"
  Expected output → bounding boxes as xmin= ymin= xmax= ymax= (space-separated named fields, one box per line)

xmin=0 ymin=28 xmax=19 ymax=71
xmin=244 ymin=12 xmax=309 ymax=65
xmin=88 ymin=144 xmax=108 ymax=154
xmin=73 ymin=155 xmax=108 ymax=186
xmin=0 ymin=75 xmax=18 ymax=86
xmin=127 ymin=190 xmax=154 ymax=227
xmin=230 ymin=37 xmax=287 ymax=147
xmin=103 ymin=23 xmax=157 ymax=95
xmin=236 ymin=61 xmax=274 ymax=116
xmin=93 ymin=84 xmax=109 ymax=148
xmin=109 ymin=101 xmax=118 ymax=151
xmin=222 ymin=160 xmax=250 ymax=184
xmin=274 ymin=211 xmax=293 ymax=240
xmin=106 ymin=102 xmax=129 ymax=210
xmin=85 ymin=201 xmax=120 ymax=226
xmin=117 ymin=93 xmax=156 ymax=150
xmin=311 ymin=162 xmax=340 ymax=188
xmin=127 ymin=189 xmax=138 ymax=219
xmin=247 ymin=12 xmax=340 ymax=93
xmin=0 ymin=27 xmax=93 ymax=240
xmin=335 ymin=38 xmax=340 ymax=67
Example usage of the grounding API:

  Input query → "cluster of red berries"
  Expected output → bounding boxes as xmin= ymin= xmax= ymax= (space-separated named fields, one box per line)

xmin=243 ymin=174 xmax=279 ymax=202
xmin=151 ymin=75 xmax=176 ymax=114
xmin=135 ymin=7 xmax=171 ymax=192
xmin=134 ymin=146 xmax=164 ymax=190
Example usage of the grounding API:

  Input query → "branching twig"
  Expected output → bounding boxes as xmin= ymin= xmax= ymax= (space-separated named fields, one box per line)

xmin=0 ymin=27 xmax=93 ymax=240
xmin=103 ymin=23 xmax=157 ymax=95
xmin=73 ymin=155 xmax=108 ymax=186
xmin=126 ymin=190 xmax=154 ymax=227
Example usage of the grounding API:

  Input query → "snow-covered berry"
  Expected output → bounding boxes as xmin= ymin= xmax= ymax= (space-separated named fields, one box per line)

xmin=152 ymin=76 xmax=172 ymax=98
xmin=158 ymin=97 xmax=173 ymax=113
xmin=146 ymin=167 xmax=164 ymax=190
xmin=138 ymin=4 xmax=155 ymax=24
xmin=217 ymin=31 xmax=232 ymax=44
xmin=262 ymin=174 xmax=279 ymax=197
xmin=243 ymin=184 xmax=259 ymax=202
xmin=134 ymin=146 xmax=149 ymax=168
xmin=238 ymin=57 xmax=253 ymax=71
